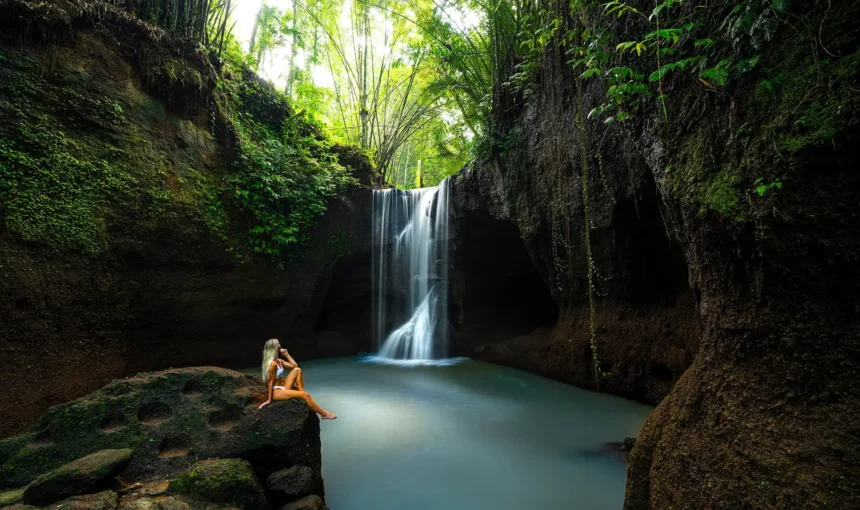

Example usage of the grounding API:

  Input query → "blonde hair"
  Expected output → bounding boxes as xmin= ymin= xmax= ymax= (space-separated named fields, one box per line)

xmin=261 ymin=338 xmax=280 ymax=382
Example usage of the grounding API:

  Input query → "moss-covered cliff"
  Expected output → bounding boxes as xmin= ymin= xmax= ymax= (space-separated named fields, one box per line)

xmin=0 ymin=0 xmax=377 ymax=438
xmin=449 ymin=0 xmax=859 ymax=507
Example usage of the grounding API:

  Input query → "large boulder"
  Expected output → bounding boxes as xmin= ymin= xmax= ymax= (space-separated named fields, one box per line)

xmin=0 ymin=487 xmax=24 ymax=506
xmin=49 ymin=490 xmax=119 ymax=510
xmin=278 ymin=495 xmax=324 ymax=510
xmin=266 ymin=466 xmax=315 ymax=499
xmin=0 ymin=367 xmax=324 ymax=500
xmin=118 ymin=499 xmax=162 ymax=510
xmin=22 ymin=449 xmax=132 ymax=505
xmin=168 ymin=459 xmax=266 ymax=510
xmin=118 ymin=496 xmax=201 ymax=510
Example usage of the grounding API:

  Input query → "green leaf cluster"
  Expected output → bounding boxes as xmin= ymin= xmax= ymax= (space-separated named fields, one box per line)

xmin=216 ymin=56 xmax=356 ymax=260
xmin=0 ymin=113 xmax=137 ymax=254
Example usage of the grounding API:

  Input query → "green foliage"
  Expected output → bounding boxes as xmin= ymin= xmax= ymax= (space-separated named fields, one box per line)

xmin=227 ymin=118 xmax=354 ymax=259
xmin=217 ymin=55 xmax=356 ymax=260
xmin=565 ymin=0 xmax=777 ymax=123
xmin=753 ymin=177 xmax=782 ymax=196
xmin=0 ymin=112 xmax=137 ymax=253
xmin=249 ymin=4 xmax=291 ymax=67
xmin=419 ymin=5 xmax=493 ymax=157
xmin=589 ymin=66 xmax=649 ymax=123
xmin=505 ymin=10 xmax=562 ymax=101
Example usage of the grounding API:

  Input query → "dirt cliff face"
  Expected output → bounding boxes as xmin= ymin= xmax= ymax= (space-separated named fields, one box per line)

xmin=0 ymin=2 xmax=375 ymax=438
xmin=450 ymin=0 xmax=859 ymax=507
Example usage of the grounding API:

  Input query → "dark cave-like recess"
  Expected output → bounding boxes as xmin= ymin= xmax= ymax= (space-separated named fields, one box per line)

xmin=609 ymin=173 xmax=691 ymax=307
xmin=451 ymin=211 xmax=559 ymax=355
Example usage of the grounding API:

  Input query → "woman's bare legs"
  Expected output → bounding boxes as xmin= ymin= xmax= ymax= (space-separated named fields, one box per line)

xmin=273 ymin=388 xmax=336 ymax=419
xmin=282 ymin=367 xmax=301 ymax=390
xmin=295 ymin=369 xmax=305 ymax=391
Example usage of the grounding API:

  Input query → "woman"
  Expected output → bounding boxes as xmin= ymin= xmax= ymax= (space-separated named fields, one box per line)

xmin=258 ymin=338 xmax=336 ymax=419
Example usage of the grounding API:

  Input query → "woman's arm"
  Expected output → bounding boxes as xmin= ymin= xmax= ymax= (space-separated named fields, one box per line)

xmin=280 ymin=349 xmax=299 ymax=369
xmin=259 ymin=362 xmax=277 ymax=409
xmin=285 ymin=350 xmax=299 ymax=369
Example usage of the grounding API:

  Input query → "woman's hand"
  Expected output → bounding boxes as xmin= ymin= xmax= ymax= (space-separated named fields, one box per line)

xmin=280 ymin=348 xmax=298 ymax=368
xmin=258 ymin=399 xmax=272 ymax=409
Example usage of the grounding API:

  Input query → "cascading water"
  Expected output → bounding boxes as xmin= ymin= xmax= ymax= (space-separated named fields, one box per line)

xmin=372 ymin=179 xmax=450 ymax=360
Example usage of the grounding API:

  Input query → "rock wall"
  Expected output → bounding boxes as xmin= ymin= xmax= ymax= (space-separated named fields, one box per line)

xmin=0 ymin=1 xmax=375 ymax=438
xmin=450 ymin=154 xmax=701 ymax=404
xmin=449 ymin=0 xmax=859 ymax=507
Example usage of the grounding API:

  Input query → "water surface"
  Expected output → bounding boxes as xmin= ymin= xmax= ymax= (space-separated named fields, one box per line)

xmin=272 ymin=357 xmax=652 ymax=510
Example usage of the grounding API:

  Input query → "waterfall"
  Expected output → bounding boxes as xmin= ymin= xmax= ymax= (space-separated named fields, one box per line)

xmin=372 ymin=179 xmax=450 ymax=360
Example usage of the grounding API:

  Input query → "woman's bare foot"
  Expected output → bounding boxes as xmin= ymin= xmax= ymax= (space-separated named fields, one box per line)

xmin=320 ymin=411 xmax=337 ymax=420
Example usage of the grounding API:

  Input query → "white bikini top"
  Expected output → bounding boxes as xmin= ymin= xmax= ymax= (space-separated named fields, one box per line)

xmin=275 ymin=362 xmax=285 ymax=379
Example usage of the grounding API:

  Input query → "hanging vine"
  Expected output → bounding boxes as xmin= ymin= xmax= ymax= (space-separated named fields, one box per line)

xmin=567 ymin=12 xmax=602 ymax=388
xmin=551 ymin=172 xmax=570 ymax=295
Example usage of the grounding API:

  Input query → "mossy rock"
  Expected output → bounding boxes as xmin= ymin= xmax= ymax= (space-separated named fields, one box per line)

xmin=146 ymin=496 xmax=198 ymax=510
xmin=49 ymin=490 xmax=119 ymax=510
xmin=22 ymin=448 xmax=132 ymax=505
xmin=117 ymin=498 xmax=161 ymax=510
xmin=0 ymin=504 xmax=39 ymax=510
xmin=118 ymin=496 xmax=196 ymax=510
xmin=0 ymin=487 xmax=24 ymax=506
xmin=168 ymin=459 xmax=266 ymax=510
xmin=278 ymin=494 xmax=324 ymax=510
xmin=265 ymin=466 xmax=315 ymax=499
xmin=0 ymin=368 xmax=321 ymax=492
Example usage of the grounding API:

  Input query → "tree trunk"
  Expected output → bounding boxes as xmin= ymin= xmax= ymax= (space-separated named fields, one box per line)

xmin=285 ymin=0 xmax=300 ymax=97
xmin=248 ymin=0 xmax=265 ymax=55
xmin=360 ymin=4 xmax=369 ymax=149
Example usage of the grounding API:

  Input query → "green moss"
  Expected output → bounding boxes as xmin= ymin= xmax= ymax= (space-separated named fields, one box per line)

xmin=0 ymin=400 xmax=146 ymax=488
xmin=0 ymin=39 xmax=355 ymax=262
xmin=0 ymin=486 xmax=25 ymax=506
xmin=22 ymin=448 xmax=133 ymax=506
xmin=666 ymin=127 xmax=746 ymax=220
xmin=661 ymin=19 xmax=859 ymax=221
xmin=168 ymin=459 xmax=265 ymax=509
xmin=0 ymin=45 xmax=228 ymax=255
xmin=775 ymin=57 xmax=858 ymax=153
xmin=0 ymin=111 xmax=137 ymax=253
xmin=162 ymin=58 xmax=203 ymax=89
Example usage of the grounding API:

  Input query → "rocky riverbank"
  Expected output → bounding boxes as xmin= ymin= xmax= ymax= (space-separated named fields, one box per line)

xmin=0 ymin=367 xmax=325 ymax=510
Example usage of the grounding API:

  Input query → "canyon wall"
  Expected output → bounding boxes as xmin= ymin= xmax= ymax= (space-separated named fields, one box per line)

xmin=0 ymin=1 xmax=375 ymax=438
xmin=449 ymin=1 xmax=859 ymax=507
